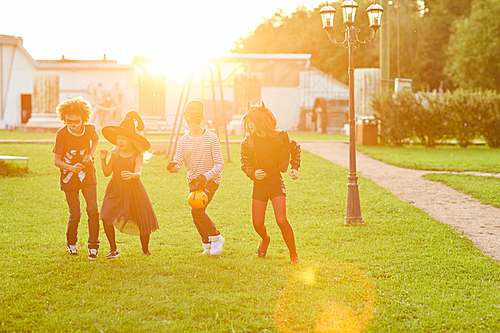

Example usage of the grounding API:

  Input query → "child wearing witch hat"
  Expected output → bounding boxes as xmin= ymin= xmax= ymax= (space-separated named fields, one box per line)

xmin=100 ymin=111 xmax=158 ymax=258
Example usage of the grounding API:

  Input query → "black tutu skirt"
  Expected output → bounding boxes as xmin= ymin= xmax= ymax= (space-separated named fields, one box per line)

xmin=101 ymin=177 xmax=159 ymax=236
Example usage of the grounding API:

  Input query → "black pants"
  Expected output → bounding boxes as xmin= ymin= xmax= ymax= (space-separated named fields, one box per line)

xmin=188 ymin=180 xmax=220 ymax=243
xmin=64 ymin=185 xmax=100 ymax=249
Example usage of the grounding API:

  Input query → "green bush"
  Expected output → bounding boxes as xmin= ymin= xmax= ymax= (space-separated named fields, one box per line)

xmin=370 ymin=90 xmax=415 ymax=146
xmin=370 ymin=89 xmax=500 ymax=148
xmin=414 ymin=93 xmax=451 ymax=147
xmin=445 ymin=89 xmax=483 ymax=148
xmin=0 ymin=161 xmax=29 ymax=177
xmin=478 ymin=90 xmax=500 ymax=148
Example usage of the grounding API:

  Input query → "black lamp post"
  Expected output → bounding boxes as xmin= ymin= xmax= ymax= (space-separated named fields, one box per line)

xmin=319 ymin=1 xmax=384 ymax=226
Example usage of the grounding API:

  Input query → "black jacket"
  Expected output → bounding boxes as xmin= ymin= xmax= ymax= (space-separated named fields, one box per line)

xmin=240 ymin=131 xmax=301 ymax=180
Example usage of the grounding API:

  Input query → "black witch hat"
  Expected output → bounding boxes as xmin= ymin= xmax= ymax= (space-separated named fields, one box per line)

xmin=102 ymin=111 xmax=151 ymax=152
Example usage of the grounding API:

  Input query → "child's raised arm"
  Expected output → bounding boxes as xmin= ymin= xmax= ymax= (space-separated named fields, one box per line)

xmin=100 ymin=149 xmax=115 ymax=177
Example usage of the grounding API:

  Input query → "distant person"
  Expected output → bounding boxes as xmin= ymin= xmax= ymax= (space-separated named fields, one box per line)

xmin=53 ymin=97 xmax=100 ymax=260
xmin=167 ymin=100 xmax=226 ymax=256
xmin=111 ymin=82 xmax=124 ymax=124
xmin=100 ymin=111 xmax=158 ymax=258
xmin=240 ymin=101 xmax=301 ymax=265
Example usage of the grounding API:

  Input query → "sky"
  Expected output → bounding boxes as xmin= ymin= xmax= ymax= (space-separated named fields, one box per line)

xmin=1 ymin=0 xmax=326 ymax=77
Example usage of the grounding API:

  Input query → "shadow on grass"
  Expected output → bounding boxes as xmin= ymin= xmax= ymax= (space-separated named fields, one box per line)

xmin=0 ymin=161 xmax=29 ymax=177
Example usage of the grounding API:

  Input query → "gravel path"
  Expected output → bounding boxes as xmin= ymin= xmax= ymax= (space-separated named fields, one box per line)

xmin=300 ymin=141 xmax=500 ymax=263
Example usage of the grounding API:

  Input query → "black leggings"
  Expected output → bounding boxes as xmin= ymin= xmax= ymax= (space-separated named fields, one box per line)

xmin=103 ymin=221 xmax=150 ymax=253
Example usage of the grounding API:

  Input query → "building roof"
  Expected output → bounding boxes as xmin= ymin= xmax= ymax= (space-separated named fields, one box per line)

xmin=217 ymin=53 xmax=312 ymax=61
xmin=0 ymin=34 xmax=132 ymax=70
xmin=37 ymin=56 xmax=133 ymax=70
xmin=0 ymin=34 xmax=37 ymax=67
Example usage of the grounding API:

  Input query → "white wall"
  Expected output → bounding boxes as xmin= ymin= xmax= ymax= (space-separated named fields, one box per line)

xmin=262 ymin=87 xmax=300 ymax=131
xmin=41 ymin=69 xmax=136 ymax=119
xmin=0 ymin=45 xmax=37 ymax=128
xmin=354 ymin=68 xmax=380 ymax=117
xmin=299 ymin=70 xmax=349 ymax=109
xmin=1 ymin=65 xmax=135 ymax=129
xmin=165 ymin=84 xmax=234 ymax=117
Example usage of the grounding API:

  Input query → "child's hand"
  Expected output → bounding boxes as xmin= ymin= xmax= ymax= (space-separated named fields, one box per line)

xmin=167 ymin=161 xmax=178 ymax=173
xmin=195 ymin=174 xmax=207 ymax=190
xmin=289 ymin=169 xmax=299 ymax=180
xmin=73 ymin=163 xmax=84 ymax=173
xmin=83 ymin=154 xmax=94 ymax=165
xmin=255 ymin=169 xmax=266 ymax=180
xmin=100 ymin=149 xmax=108 ymax=160
xmin=121 ymin=170 xmax=132 ymax=180
xmin=110 ymin=147 xmax=119 ymax=156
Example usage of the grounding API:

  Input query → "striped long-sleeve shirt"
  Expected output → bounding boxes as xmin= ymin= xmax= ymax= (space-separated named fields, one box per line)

xmin=172 ymin=130 xmax=224 ymax=184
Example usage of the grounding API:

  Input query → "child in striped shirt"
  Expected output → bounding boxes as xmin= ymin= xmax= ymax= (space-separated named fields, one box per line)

xmin=167 ymin=100 xmax=226 ymax=256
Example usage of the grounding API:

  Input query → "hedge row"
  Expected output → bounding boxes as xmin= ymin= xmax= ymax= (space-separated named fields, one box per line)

xmin=370 ymin=89 xmax=500 ymax=148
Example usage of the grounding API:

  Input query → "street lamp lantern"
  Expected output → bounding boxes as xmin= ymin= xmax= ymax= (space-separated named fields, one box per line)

xmin=340 ymin=0 xmax=359 ymax=25
xmin=366 ymin=3 xmax=384 ymax=29
xmin=319 ymin=1 xmax=383 ymax=226
xmin=319 ymin=5 xmax=336 ymax=31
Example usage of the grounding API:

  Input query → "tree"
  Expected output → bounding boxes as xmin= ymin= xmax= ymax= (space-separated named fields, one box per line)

xmin=231 ymin=4 xmax=380 ymax=84
xmin=384 ymin=0 xmax=424 ymax=88
xmin=417 ymin=0 xmax=472 ymax=91
xmin=445 ymin=0 xmax=500 ymax=91
xmin=231 ymin=0 xmax=474 ymax=91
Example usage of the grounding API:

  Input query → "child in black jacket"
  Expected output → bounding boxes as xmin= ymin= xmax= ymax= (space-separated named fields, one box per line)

xmin=240 ymin=101 xmax=301 ymax=264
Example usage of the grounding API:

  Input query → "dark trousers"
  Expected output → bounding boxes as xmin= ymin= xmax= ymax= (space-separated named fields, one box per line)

xmin=188 ymin=180 xmax=220 ymax=243
xmin=64 ymin=185 xmax=100 ymax=249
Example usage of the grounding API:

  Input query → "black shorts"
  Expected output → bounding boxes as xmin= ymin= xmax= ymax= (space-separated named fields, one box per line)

xmin=252 ymin=178 xmax=286 ymax=202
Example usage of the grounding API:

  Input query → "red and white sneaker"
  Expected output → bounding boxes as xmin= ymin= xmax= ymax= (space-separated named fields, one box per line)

xmin=88 ymin=248 xmax=98 ymax=260
xmin=106 ymin=250 xmax=120 ymax=259
xmin=66 ymin=244 xmax=80 ymax=255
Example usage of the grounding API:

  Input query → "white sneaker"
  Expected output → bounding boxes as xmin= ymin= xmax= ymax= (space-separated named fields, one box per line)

xmin=209 ymin=235 xmax=225 ymax=256
xmin=202 ymin=243 xmax=211 ymax=255
xmin=88 ymin=248 xmax=98 ymax=260
xmin=66 ymin=244 xmax=80 ymax=255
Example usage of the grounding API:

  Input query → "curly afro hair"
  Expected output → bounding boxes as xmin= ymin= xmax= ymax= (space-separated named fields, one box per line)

xmin=56 ymin=97 xmax=93 ymax=124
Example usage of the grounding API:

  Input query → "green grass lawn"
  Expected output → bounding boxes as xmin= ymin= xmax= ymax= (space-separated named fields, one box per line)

xmin=356 ymin=145 xmax=500 ymax=173
xmin=0 ymin=129 xmax=348 ymax=143
xmin=424 ymin=173 xmax=500 ymax=208
xmin=357 ymin=144 xmax=500 ymax=210
xmin=1 ymin=142 xmax=500 ymax=332
xmin=0 ymin=129 xmax=57 ymax=140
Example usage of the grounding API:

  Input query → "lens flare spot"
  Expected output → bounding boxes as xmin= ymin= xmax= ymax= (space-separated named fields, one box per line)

xmin=316 ymin=305 xmax=362 ymax=333
xmin=275 ymin=262 xmax=376 ymax=333
xmin=297 ymin=266 xmax=317 ymax=286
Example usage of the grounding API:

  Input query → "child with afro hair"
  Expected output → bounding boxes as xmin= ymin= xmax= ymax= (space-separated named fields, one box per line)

xmin=53 ymin=97 xmax=100 ymax=260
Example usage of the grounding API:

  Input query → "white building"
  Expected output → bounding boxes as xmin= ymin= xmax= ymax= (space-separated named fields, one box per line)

xmin=165 ymin=54 xmax=349 ymax=132
xmin=0 ymin=34 xmax=134 ymax=130
xmin=0 ymin=34 xmax=349 ymax=132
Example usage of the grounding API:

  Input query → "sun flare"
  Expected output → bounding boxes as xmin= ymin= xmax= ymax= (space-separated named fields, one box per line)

xmin=275 ymin=262 xmax=377 ymax=333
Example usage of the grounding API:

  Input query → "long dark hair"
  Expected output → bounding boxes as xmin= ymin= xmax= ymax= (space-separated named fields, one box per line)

xmin=242 ymin=101 xmax=281 ymax=146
